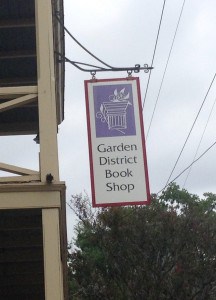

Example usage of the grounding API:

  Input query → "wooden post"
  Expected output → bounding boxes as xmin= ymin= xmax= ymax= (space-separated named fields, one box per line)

xmin=42 ymin=209 xmax=64 ymax=300
xmin=35 ymin=0 xmax=59 ymax=182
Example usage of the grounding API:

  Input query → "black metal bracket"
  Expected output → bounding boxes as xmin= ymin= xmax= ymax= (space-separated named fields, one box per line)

xmin=56 ymin=52 xmax=153 ymax=75
xmin=85 ymin=63 xmax=153 ymax=74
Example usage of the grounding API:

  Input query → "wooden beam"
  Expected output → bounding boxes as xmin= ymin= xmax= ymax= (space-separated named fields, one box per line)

xmin=0 ymin=122 xmax=38 ymax=136
xmin=0 ymin=78 xmax=37 ymax=88
xmin=0 ymin=182 xmax=66 ymax=193
xmin=0 ymin=163 xmax=39 ymax=176
xmin=0 ymin=18 xmax=35 ymax=29
xmin=35 ymin=0 xmax=59 ymax=182
xmin=0 ymin=86 xmax=37 ymax=96
xmin=42 ymin=209 xmax=64 ymax=300
xmin=0 ymin=50 xmax=36 ymax=59
xmin=0 ymin=191 xmax=61 ymax=209
xmin=0 ymin=175 xmax=40 ymax=183
xmin=0 ymin=94 xmax=37 ymax=112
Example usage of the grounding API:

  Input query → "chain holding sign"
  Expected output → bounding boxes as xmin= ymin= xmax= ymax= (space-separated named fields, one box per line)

xmin=85 ymin=77 xmax=150 ymax=207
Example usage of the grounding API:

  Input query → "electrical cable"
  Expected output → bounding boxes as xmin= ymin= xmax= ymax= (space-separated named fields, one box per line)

xmin=142 ymin=0 xmax=167 ymax=109
xmin=118 ymin=137 xmax=216 ymax=222
xmin=183 ymin=95 xmax=216 ymax=188
xmin=157 ymin=139 xmax=216 ymax=195
xmin=146 ymin=0 xmax=186 ymax=139
xmin=55 ymin=13 xmax=114 ymax=68
xmin=164 ymin=72 xmax=216 ymax=189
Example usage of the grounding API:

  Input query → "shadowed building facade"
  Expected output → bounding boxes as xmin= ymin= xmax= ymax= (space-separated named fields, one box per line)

xmin=0 ymin=0 xmax=67 ymax=299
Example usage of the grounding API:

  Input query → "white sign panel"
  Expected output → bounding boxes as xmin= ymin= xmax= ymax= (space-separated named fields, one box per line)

xmin=85 ymin=77 xmax=150 ymax=207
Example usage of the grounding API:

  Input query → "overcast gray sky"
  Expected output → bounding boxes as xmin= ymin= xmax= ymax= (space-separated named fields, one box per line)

xmin=60 ymin=0 xmax=216 ymax=194
xmin=1 ymin=0 xmax=216 ymax=238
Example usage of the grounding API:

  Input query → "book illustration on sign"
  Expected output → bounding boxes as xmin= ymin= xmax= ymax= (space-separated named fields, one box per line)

xmin=96 ymin=88 xmax=133 ymax=135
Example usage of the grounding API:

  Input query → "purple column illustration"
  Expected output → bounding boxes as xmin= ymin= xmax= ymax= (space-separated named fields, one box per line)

xmin=94 ymin=84 xmax=136 ymax=137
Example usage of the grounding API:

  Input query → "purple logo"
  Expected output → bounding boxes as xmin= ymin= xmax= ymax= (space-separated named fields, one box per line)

xmin=94 ymin=84 xmax=136 ymax=137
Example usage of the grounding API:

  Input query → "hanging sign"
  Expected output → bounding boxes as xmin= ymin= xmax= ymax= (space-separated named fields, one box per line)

xmin=85 ymin=77 xmax=150 ymax=207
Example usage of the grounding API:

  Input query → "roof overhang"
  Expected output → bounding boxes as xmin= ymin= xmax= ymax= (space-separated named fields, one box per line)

xmin=0 ymin=0 xmax=65 ymax=135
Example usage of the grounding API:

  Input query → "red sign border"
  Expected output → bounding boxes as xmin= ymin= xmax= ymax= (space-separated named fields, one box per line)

xmin=85 ymin=77 xmax=151 ymax=207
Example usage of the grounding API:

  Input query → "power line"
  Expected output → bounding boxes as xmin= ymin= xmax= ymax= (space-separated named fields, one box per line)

xmin=183 ymin=94 xmax=216 ymax=188
xmin=164 ymin=72 xmax=216 ymax=188
xmin=142 ymin=0 xmax=167 ymax=109
xmin=118 ymin=137 xmax=216 ymax=222
xmin=146 ymin=0 xmax=186 ymax=139
xmin=157 ymin=139 xmax=216 ymax=195
xmin=55 ymin=12 xmax=114 ymax=68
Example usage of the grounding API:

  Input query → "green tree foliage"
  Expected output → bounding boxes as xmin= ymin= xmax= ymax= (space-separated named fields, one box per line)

xmin=68 ymin=184 xmax=216 ymax=300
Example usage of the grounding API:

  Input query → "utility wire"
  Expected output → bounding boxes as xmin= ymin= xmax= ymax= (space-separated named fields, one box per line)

xmin=183 ymin=95 xmax=216 ymax=188
xmin=157 ymin=139 xmax=216 ymax=195
xmin=164 ymin=72 xmax=216 ymax=189
xmin=120 ymin=137 xmax=216 ymax=221
xmin=146 ymin=0 xmax=186 ymax=139
xmin=142 ymin=0 xmax=167 ymax=109
xmin=55 ymin=13 xmax=114 ymax=68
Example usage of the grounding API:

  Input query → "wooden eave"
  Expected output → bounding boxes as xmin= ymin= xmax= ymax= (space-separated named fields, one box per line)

xmin=0 ymin=0 xmax=65 ymax=136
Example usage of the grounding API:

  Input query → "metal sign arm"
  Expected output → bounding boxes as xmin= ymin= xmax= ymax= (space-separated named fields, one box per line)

xmin=56 ymin=52 xmax=153 ymax=74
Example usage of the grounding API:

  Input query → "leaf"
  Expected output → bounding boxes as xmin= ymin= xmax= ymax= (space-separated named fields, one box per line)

xmin=120 ymin=88 xmax=125 ymax=95
xmin=124 ymin=93 xmax=130 ymax=100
